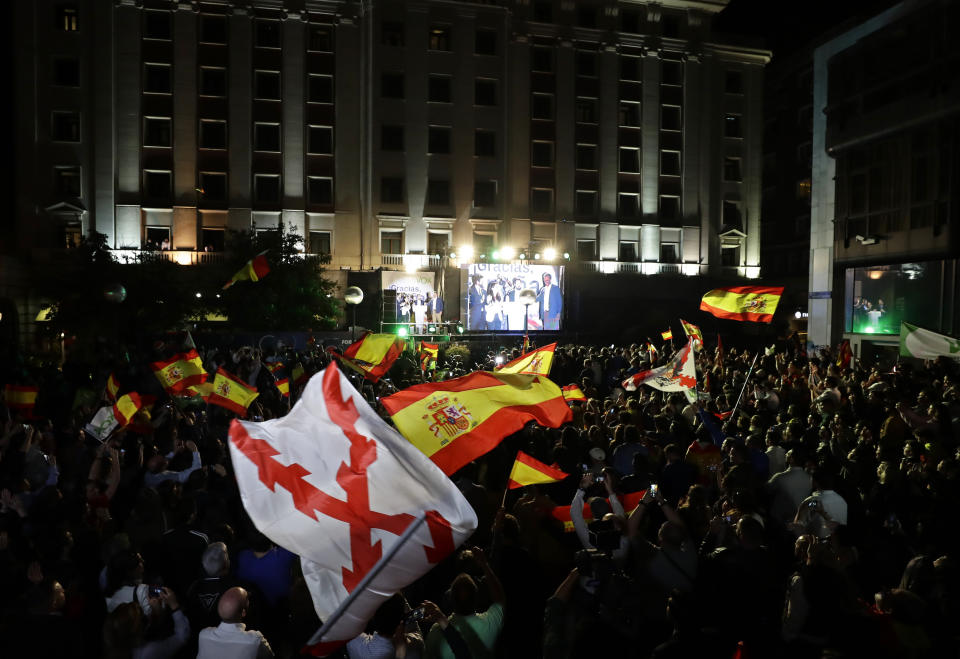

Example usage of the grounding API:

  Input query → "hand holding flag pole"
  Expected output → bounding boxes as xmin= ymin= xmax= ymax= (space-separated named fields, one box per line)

xmin=728 ymin=352 xmax=759 ymax=422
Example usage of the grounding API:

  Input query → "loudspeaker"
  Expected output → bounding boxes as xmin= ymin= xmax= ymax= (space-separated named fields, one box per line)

xmin=382 ymin=289 xmax=397 ymax=323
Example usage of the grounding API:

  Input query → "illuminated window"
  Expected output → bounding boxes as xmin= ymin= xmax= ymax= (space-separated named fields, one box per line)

xmin=429 ymin=25 xmax=451 ymax=51
xmin=56 ymin=4 xmax=79 ymax=32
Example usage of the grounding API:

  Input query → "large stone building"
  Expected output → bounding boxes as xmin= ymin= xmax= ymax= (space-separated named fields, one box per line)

xmin=7 ymin=0 xmax=770 ymax=343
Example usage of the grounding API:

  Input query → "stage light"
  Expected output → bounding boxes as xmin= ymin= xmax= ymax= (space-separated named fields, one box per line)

xmin=492 ymin=250 xmax=501 ymax=260
xmin=534 ymin=252 xmax=541 ymax=260
xmin=544 ymin=247 xmax=556 ymax=260
xmin=449 ymin=251 xmax=457 ymax=259
xmin=459 ymin=245 xmax=474 ymax=259
xmin=864 ymin=326 xmax=875 ymax=334
xmin=501 ymin=246 xmax=515 ymax=259
xmin=563 ymin=252 xmax=570 ymax=259
xmin=495 ymin=355 xmax=504 ymax=366
xmin=457 ymin=324 xmax=464 ymax=334
xmin=397 ymin=326 xmax=409 ymax=337
xmin=195 ymin=292 xmax=202 ymax=298
xmin=519 ymin=252 xmax=527 ymax=259
xmin=428 ymin=325 xmax=437 ymax=333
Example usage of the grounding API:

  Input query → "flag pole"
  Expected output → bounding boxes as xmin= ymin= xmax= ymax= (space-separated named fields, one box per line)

xmin=729 ymin=352 xmax=759 ymax=423
xmin=305 ymin=512 xmax=429 ymax=647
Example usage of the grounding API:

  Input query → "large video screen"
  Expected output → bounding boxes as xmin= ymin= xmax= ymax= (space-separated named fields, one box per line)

xmin=462 ymin=263 xmax=564 ymax=331
xmin=844 ymin=261 xmax=943 ymax=335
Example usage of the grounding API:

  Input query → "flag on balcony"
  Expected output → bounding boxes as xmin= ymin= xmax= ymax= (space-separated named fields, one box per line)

xmin=699 ymin=286 xmax=784 ymax=323
xmin=223 ymin=251 xmax=270 ymax=290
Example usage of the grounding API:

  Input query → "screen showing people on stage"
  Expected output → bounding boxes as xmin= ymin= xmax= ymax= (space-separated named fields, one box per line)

xmin=844 ymin=261 xmax=942 ymax=335
xmin=462 ymin=263 xmax=564 ymax=331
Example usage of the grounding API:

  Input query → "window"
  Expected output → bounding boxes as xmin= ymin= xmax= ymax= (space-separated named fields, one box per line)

xmin=531 ymin=93 xmax=554 ymax=120
xmin=428 ymin=232 xmax=449 ymax=255
xmin=308 ymin=24 xmax=333 ymax=52
xmin=578 ymin=6 xmax=597 ymax=28
xmin=199 ymin=67 xmax=226 ymax=96
xmin=663 ymin=14 xmax=680 ymax=38
xmin=725 ymin=70 xmax=743 ymax=94
xmin=619 ymin=148 xmax=640 ymax=173
xmin=619 ymin=193 xmax=639 ymax=217
xmin=254 ymin=123 xmax=281 ymax=152
xmin=143 ymin=170 xmax=171 ymax=198
xmin=660 ymin=242 xmax=680 ymax=264
xmin=621 ymin=9 xmax=640 ymax=34
xmin=724 ymin=157 xmax=742 ymax=182
xmin=475 ymin=78 xmax=497 ymax=106
xmin=381 ymin=231 xmax=403 ymax=254
xmin=531 ymin=141 xmax=554 ymax=167
xmin=381 ymin=177 xmax=404 ymax=203
xmin=308 ymin=177 xmax=333 ymax=205
xmin=577 ymin=239 xmax=597 ymax=260
xmin=199 ymin=120 xmax=226 ymax=149
xmin=381 ymin=125 xmax=404 ymax=151
xmin=381 ymin=73 xmax=404 ymax=99
xmin=145 ymin=227 xmax=171 ymax=249
xmin=473 ymin=231 xmax=495 ymax=255
xmin=51 ymin=111 xmax=80 ymax=142
xmin=475 ymin=130 xmax=496 ymax=157
xmin=619 ymin=102 xmax=641 ymax=127
xmin=428 ymin=126 xmax=451 ymax=154
xmin=533 ymin=1 xmax=553 ymax=23
xmin=254 ymin=71 xmax=280 ymax=100
xmin=575 ymin=98 xmax=597 ymax=123
xmin=475 ymin=29 xmax=496 ymax=55
xmin=575 ymin=190 xmax=596 ymax=215
xmin=52 ymin=58 xmax=80 ymax=87
xmin=723 ymin=200 xmax=742 ymax=226
xmin=427 ymin=180 xmax=451 ymax=205
xmin=309 ymin=230 xmax=331 ymax=254
xmin=144 ymin=117 xmax=172 ymax=147
xmin=531 ymin=188 xmax=553 ymax=214
xmin=199 ymin=172 xmax=227 ymax=201
xmin=619 ymin=241 xmax=638 ymax=262
xmin=428 ymin=75 xmax=452 ymax=103
xmin=255 ymin=20 xmax=281 ymax=48
xmin=721 ymin=244 xmax=740 ymax=267
xmin=201 ymin=228 xmax=225 ymax=252
xmin=621 ymin=56 xmax=641 ymax=81
xmin=142 ymin=10 xmax=171 ymax=40
xmin=308 ymin=126 xmax=333 ymax=154
xmin=474 ymin=180 xmax=497 ymax=207
xmin=661 ymin=105 xmax=681 ymax=131
xmin=144 ymin=64 xmax=171 ymax=94
xmin=57 ymin=4 xmax=79 ymax=31
xmin=531 ymin=46 xmax=553 ymax=72
xmin=661 ymin=150 xmax=681 ymax=176
xmin=308 ymin=74 xmax=334 ymax=103
xmin=576 ymin=51 xmax=597 ymax=77
xmin=576 ymin=145 xmax=596 ymax=170
xmin=429 ymin=25 xmax=451 ymax=51
xmin=661 ymin=60 xmax=682 ymax=86
xmin=659 ymin=195 xmax=681 ymax=221
xmin=200 ymin=14 xmax=227 ymax=44
xmin=54 ymin=166 xmax=81 ymax=197
xmin=254 ymin=175 xmax=281 ymax=203
xmin=724 ymin=114 xmax=743 ymax=138
xmin=382 ymin=21 xmax=404 ymax=47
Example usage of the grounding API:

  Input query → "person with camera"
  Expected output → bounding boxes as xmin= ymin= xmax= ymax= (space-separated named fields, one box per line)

xmin=570 ymin=469 xmax=629 ymax=564
xmin=794 ymin=468 xmax=848 ymax=539
xmin=626 ymin=484 xmax=698 ymax=597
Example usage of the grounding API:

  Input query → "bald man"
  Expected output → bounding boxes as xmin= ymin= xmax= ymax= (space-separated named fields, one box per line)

xmin=197 ymin=587 xmax=274 ymax=659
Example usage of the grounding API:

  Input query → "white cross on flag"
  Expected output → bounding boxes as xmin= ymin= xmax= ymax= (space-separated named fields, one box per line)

xmin=622 ymin=337 xmax=697 ymax=392
xmin=228 ymin=363 xmax=478 ymax=656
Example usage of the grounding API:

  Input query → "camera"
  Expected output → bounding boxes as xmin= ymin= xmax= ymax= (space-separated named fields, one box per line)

xmin=806 ymin=501 xmax=818 ymax=509
xmin=404 ymin=606 xmax=426 ymax=622
xmin=588 ymin=519 xmax=621 ymax=552
xmin=149 ymin=584 xmax=164 ymax=598
xmin=648 ymin=483 xmax=659 ymax=497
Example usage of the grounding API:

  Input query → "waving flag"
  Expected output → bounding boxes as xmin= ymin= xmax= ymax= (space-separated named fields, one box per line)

xmin=508 ymin=451 xmax=568 ymax=489
xmin=551 ymin=491 xmax=646 ymax=532
xmin=646 ymin=341 xmax=659 ymax=360
xmin=223 ymin=251 xmax=270 ymax=290
xmin=419 ymin=342 xmax=439 ymax=373
xmin=623 ymin=338 xmax=697 ymax=392
xmin=276 ymin=377 xmax=290 ymax=398
xmin=700 ymin=286 xmax=784 ymax=323
xmin=292 ymin=362 xmax=308 ymax=387
xmin=228 ymin=364 xmax=477 ymax=655
xmin=899 ymin=322 xmax=960 ymax=359
xmin=680 ymin=319 xmax=704 ymax=349
xmin=334 ymin=333 xmax=404 ymax=383
xmin=496 ymin=342 xmax=556 ymax=376
xmin=105 ymin=373 xmax=120 ymax=401
xmin=661 ymin=329 xmax=673 ymax=341
xmin=266 ymin=362 xmax=285 ymax=375
xmin=207 ymin=368 xmax=259 ymax=417
xmin=151 ymin=350 xmax=208 ymax=394
xmin=4 ymin=385 xmax=38 ymax=418
xmin=85 ymin=406 xmax=119 ymax=441
xmin=112 ymin=392 xmax=143 ymax=427
xmin=382 ymin=372 xmax=572 ymax=475
xmin=562 ymin=384 xmax=586 ymax=403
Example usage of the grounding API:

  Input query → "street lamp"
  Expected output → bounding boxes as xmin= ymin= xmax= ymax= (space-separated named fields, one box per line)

xmin=344 ymin=286 xmax=364 ymax=342
xmin=517 ymin=288 xmax=537 ymax=345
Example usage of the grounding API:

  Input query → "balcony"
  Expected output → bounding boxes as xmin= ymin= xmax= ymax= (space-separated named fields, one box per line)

xmin=114 ymin=249 xmax=227 ymax=266
xmin=380 ymin=254 xmax=443 ymax=269
xmin=576 ymin=261 xmax=705 ymax=276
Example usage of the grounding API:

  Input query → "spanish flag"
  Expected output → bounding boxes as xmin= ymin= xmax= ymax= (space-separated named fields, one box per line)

xmin=4 ymin=385 xmax=38 ymax=417
xmin=508 ymin=451 xmax=568 ymax=489
xmin=276 ymin=377 xmax=290 ymax=398
xmin=291 ymin=362 xmax=307 ymax=387
xmin=382 ymin=372 xmax=572 ymax=475
xmin=495 ymin=342 xmax=556 ymax=376
xmin=661 ymin=329 xmax=673 ymax=341
xmin=183 ymin=381 xmax=213 ymax=399
xmin=266 ymin=362 xmax=284 ymax=375
xmin=562 ymin=384 xmax=586 ymax=403
xmin=551 ymin=491 xmax=646 ymax=532
xmin=223 ymin=251 xmax=270 ymax=290
xmin=151 ymin=350 xmax=208 ymax=394
xmin=419 ymin=342 xmax=439 ymax=372
xmin=112 ymin=392 xmax=142 ymax=426
xmin=207 ymin=368 xmax=259 ymax=417
xmin=336 ymin=333 xmax=404 ymax=382
xmin=105 ymin=373 xmax=120 ymax=401
xmin=680 ymin=319 xmax=704 ymax=348
xmin=699 ymin=286 xmax=784 ymax=323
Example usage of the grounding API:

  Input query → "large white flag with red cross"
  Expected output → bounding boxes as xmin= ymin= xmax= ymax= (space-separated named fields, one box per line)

xmin=228 ymin=363 xmax=477 ymax=655
xmin=622 ymin=337 xmax=697 ymax=392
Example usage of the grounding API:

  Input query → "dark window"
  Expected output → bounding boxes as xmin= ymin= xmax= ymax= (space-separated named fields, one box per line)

xmin=660 ymin=242 xmax=679 ymax=263
xmin=531 ymin=47 xmax=553 ymax=72
xmin=473 ymin=232 xmax=494 ymax=255
xmin=621 ymin=9 xmax=640 ymax=33
xmin=308 ymin=75 xmax=333 ymax=103
xmin=199 ymin=67 xmax=226 ymax=96
xmin=51 ymin=112 xmax=80 ymax=142
xmin=144 ymin=117 xmax=172 ymax=147
xmin=576 ymin=145 xmax=596 ymax=170
xmin=619 ymin=102 xmax=641 ymax=127
xmin=531 ymin=141 xmax=554 ymax=167
xmin=723 ymin=200 xmax=742 ymax=225
xmin=199 ymin=121 xmax=226 ymax=149
xmin=144 ymin=10 xmax=171 ymax=39
xmin=725 ymin=114 xmax=742 ymax=138
xmin=381 ymin=125 xmax=404 ymax=151
xmin=661 ymin=150 xmax=681 ymax=176
xmin=532 ymin=1 xmax=553 ymax=23
xmin=577 ymin=239 xmax=597 ymax=260
xmin=575 ymin=190 xmax=596 ymax=215
xmin=620 ymin=148 xmax=640 ymax=173
xmin=144 ymin=64 xmax=171 ymax=93
xmin=531 ymin=93 xmax=553 ymax=119
xmin=475 ymin=79 xmax=497 ymax=106
xmin=721 ymin=245 xmax=740 ymax=267
xmin=576 ymin=51 xmax=597 ymax=77
xmin=308 ymin=24 xmax=333 ymax=52
xmin=56 ymin=4 xmax=79 ymax=31
xmin=662 ymin=105 xmax=681 ymax=131
xmin=144 ymin=171 xmax=171 ymax=198
xmin=429 ymin=25 xmax=451 ymax=51
xmin=725 ymin=70 xmax=743 ymax=94
xmin=54 ymin=166 xmax=81 ymax=197
xmin=381 ymin=177 xmax=404 ymax=203
xmin=621 ymin=56 xmax=641 ymax=81
xmin=199 ymin=172 xmax=226 ymax=201
xmin=308 ymin=126 xmax=333 ymax=154
xmin=309 ymin=230 xmax=331 ymax=254
xmin=663 ymin=14 xmax=680 ymax=38
xmin=428 ymin=232 xmax=449 ymax=254
xmin=428 ymin=75 xmax=452 ymax=102
xmin=475 ymin=180 xmax=497 ymax=207
xmin=475 ymin=29 xmax=496 ymax=55
xmin=578 ymin=7 xmax=597 ymax=28
xmin=619 ymin=194 xmax=639 ymax=217
xmin=255 ymin=71 xmax=281 ymax=100
xmin=308 ymin=177 xmax=333 ymax=205
xmin=380 ymin=231 xmax=402 ymax=254
xmin=52 ymin=58 xmax=80 ymax=87
xmin=201 ymin=228 xmax=225 ymax=251
xmin=428 ymin=126 xmax=451 ymax=154
xmin=575 ymin=98 xmax=597 ymax=123
xmin=200 ymin=14 xmax=227 ymax=44
xmin=382 ymin=21 xmax=404 ymax=47
xmin=531 ymin=188 xmax=553 ymax=214
xmin=254 ymin=175 xmax=281 ymax=203
xmin=381 ymin=73 xmax=404 ymax=99
xmin=662 ymin=60 xmax=682 ymax=85
xmin=255 ymin=20 xmax=281 ymax=48
xmin=475 ymin=130 xmax=496 ymax=157
xmin=724 ymin=157 xmax=742 ymax=182
xmin=427 ymin=180 xmax=450 ymax=205
xmin=659 ymin=195 xmax=680 ymax=220
xmin=254 ymin=123 xmax=281 ymax=152
xmin=619 ymin=241 xmax=638 ymax=262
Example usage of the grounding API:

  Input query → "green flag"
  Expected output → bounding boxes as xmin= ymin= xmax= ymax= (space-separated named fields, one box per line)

xmin=899 ymin=322 xmax=960 ymax=359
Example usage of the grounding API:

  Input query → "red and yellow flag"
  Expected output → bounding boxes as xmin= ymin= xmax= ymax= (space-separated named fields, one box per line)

xmin=207 ymin=368 xmax=259 ymax=417
xmin=508 ymin=451 xmax=568 ymax=489
xmin=337 ymin=333 xmax=404 ymax=382
xmin=419 ymin=342 xmax=439 ymax=373
xmin=4 ymin=385 xmax=38 ymax=416
xmin=551 ymin=491 xmax=646 ymax=532
xmin=151 ymin=349 xmax=208 ymax=394
xmin=112 ymin=392 xmax=143 ymax=426
xmin=495 ymin=342 xmax=556 ymax=376
xmin=183 ymin=381 xmax=213 ymax=399
xmin=223 ymin=251 xmax=270 ymax=290
xmin=661 ymin=328 xmax=673 ymax=341
xmin=106 ymin=373 xmax=120 ymax=401
xmin=291 ymin=362 xmax=307 ymax=387
xmin=699 ymin=286 xmax=784 ymax=324
xmin=382 ymin=372 xmax=572 ymax=475
xmin=561 ymin=384 xmax=586 ymax=403
xmin=276 ymin=377 xmax=290 ymax=398
xmin=680 ymin=319 xmax=704 ymax=348
xmin=266 ymin=362 xmax=284 ymax=375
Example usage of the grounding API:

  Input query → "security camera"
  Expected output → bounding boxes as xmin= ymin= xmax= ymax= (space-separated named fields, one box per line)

xmin=855 ymin=235 xmax=877 ymax=246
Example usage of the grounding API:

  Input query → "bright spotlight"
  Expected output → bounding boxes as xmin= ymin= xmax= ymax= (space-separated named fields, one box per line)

xmin=459 ymin=245 xmax=474 ymax=259
xmin=397 ymin=326 xmax=409 ymax=337
xmin=563 ymin=252 xmax=570 ymax=259
xmin=534 ymin=252 xmax=541 ymax=260
xmin=405 ymin=261 xmax=418 ymax=273
xmin=544 ymin=247 xmax=557 ymax=260
xmin=195 ymin=292 xmax=202 ymax=299
xmin=495 ymin=355 xmax=504 ymax=366
xmin=492 ymin=250 xmax=501 ymax=260
xmin=501 ymin=246 xmax=515 ymax=259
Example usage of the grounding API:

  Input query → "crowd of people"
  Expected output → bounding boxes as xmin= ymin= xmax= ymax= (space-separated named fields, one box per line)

xmin=1 ymin=335 xmax=958 ymax=658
